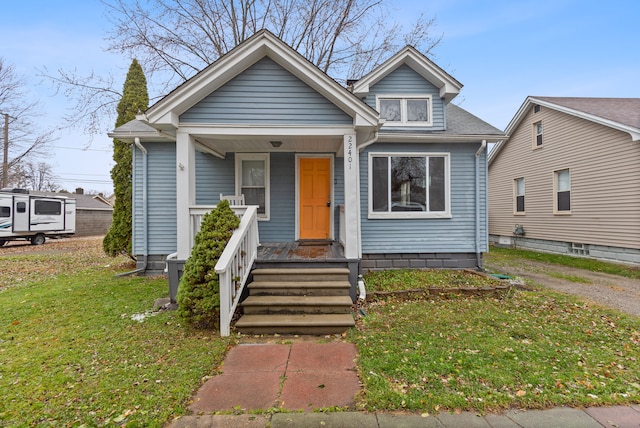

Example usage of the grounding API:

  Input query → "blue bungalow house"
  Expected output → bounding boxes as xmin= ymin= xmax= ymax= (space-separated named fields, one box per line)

xmin=109 ymin=30 xmax=504 ymax=335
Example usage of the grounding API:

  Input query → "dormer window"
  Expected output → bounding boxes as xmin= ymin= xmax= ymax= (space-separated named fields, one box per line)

xmin=378 ymin=95 xmax=432 ymax=126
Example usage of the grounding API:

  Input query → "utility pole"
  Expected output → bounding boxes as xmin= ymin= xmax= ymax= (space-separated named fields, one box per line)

xmin=2 ymin=113 xmax=8 ymax=188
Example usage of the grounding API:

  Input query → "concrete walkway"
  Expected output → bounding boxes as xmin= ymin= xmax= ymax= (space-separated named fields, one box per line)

xmin=169 ymin=342 xmax=640 ymax=428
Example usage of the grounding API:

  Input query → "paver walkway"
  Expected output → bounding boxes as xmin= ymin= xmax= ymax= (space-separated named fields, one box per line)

xmin=189 ymin=341 xmax=360 ymax=414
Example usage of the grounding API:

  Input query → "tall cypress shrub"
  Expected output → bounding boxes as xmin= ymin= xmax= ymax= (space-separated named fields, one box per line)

xmin=177 ymin=200 xmax=240 ymax=328
xmin=103 ymin=59 xmax=149 ymax=257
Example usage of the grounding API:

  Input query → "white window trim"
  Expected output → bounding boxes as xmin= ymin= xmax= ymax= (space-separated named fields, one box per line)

xmin=514 ymin=177 xmax=525 ymax=215
xmin=235 ymin=153 xmax=270 ymax=221
xmin=533 ymin=121 xmax=543 ymax=149
xmin=553 ymin=168 xmax=571 ymax=215
xmin=376 ymin=94 xmax=433 ymax=126
xmin=367 ymin=152 xmax=451 ymax=219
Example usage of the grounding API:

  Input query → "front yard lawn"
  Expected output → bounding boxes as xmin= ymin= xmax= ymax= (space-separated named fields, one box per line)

xmin=1 ymin=244 xmax=232 ymax=426
xmin=2 ymin=239 xmax=639 ymax=424
xmin=350 ymin=289 xmax=640 ymax=413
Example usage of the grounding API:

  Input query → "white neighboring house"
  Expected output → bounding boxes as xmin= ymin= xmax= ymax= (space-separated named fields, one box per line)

xmin=0 ymin=189 xmax=76 ymax=246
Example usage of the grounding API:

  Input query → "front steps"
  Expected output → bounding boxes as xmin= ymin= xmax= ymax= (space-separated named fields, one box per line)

xmin=235 ymin=268 xmax=355 ymax=335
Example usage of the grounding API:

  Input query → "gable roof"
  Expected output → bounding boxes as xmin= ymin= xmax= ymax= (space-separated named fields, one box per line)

xmin=351 ymin=46 xmax=462 ymax=103
xmin=489 ymin=96 xmax=640 ymax=164
xmin=139 ymin=29 xmax=380 ymax=131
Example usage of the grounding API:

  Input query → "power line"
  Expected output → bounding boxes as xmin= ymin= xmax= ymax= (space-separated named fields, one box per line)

xmin=51 ymin=145 xmax=111 ymax=152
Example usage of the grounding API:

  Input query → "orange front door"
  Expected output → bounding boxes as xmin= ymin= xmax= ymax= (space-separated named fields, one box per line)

xmin=299 ymin=157 xmax=331 ymax=239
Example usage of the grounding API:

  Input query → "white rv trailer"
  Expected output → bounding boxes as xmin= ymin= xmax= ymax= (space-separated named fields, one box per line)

xmin=0 ymin=189 xmax=76 ymax=246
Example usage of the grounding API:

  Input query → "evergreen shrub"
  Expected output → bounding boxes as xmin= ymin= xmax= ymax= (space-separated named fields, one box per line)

xmin=177 ymin=200 xmax=240 ymax=328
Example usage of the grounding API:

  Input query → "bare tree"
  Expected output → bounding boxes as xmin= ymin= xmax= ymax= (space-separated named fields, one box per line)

xmin=9 ymin=161 xmax=60 ymax=192
xmin=43 ymin=0 xmax=441 ymax=138
xmin=104 ymin=0 xmax=441 ymax=85
xmin=1 ymin=58 xmax=57 ymax=187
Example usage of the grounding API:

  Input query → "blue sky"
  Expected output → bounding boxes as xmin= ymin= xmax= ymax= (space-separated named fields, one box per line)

xmin=2 ymin=0 xmax=639 ymax=194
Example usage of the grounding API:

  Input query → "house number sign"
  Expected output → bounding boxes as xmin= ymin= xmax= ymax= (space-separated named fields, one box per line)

xmin=347 ymin=136 xmax=353 ymax=170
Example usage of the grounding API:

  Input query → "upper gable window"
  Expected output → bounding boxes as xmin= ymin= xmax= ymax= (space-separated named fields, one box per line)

xmin=378 ymin=95 xmax=432 ymax=126
xmin=534 ymin=121 xmax=543 ymax=148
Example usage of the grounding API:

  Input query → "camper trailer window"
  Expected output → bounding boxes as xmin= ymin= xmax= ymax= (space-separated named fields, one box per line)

xmin=34 ymin=200 xmax=61 ymax=215
xmin=1 ymin=206 xmax=9 ymax=217
xmin=17 ymin=202 xmax=26 ymax=213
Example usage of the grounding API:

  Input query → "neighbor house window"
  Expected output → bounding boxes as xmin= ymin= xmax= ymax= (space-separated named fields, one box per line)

xmin=235 ymin=153 xmax=270 ymax=220
xmin=514 ymin=177 xmax=525 ymax=213
xmin=534 ymin=121 xmax=543 ymax=147
xmin=369 ymin=153 xmax=450 ymax=218
xmin=378 ymin=95 xmax=432 ymax=126
xmin=34 ymin=200 xmax=61 ymax=215
xmin=554 ymin=169 xmax=571 ymax=213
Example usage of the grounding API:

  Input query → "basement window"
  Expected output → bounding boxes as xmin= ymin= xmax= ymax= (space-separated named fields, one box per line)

xmin=570 ymin=243 xmax=589 ymax=256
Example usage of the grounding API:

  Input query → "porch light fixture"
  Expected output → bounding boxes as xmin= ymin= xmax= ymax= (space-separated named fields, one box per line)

xmin=270 ymin=141 xmax=282 ymax=148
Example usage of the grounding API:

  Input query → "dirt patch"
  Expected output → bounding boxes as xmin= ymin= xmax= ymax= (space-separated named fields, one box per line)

xmin=0 ymin=235 xmax=105 ymax=255
xmin=484 ymin=258 xmax=640 ymax=317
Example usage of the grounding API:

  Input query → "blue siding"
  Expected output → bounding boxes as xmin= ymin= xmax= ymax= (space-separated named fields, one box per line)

xmin=364 ymin=64 xmax=445 ymax=131
xmin=132 ymin=142 xmax=177 ymax=255
xmin=262 ymin=153 xmax=296 ymax=242
xmin=195 ymin=151 xmax=235 ymax=204
xmin=360 ymin=142 xmax=487 ymax=254
xmin=194 ymin=151 xmax=297 ymax=242
xmin=181 ymin=58 xmax=352 ymax=125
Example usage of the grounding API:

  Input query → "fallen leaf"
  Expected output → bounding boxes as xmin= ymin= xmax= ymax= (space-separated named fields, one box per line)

xmin=516 ymin=390 xmax=526 ymax=397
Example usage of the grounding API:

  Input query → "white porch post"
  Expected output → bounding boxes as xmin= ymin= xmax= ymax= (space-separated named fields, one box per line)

xmin=176 ymin=130 xmax=195 ymax=260
xmin=343 ymin=132 xmax=360 ymax=258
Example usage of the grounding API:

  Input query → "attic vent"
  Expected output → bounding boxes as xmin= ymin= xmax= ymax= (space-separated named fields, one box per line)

xmin=534 ymin=104 xmax=541 ymax=113
xmin=570 ymin=242 xmax=589 ymax=256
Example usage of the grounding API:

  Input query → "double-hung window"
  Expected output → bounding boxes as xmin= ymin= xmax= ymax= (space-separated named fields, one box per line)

xmin=514 ymin=177 xmax=525 ymax=213
xmin=554 ymin=169 xmax=571 ymax=213
xmin=369 ymin=153 xmax=450 ymax=218
xmin=235 ymin=153 xmax=270 ymax=220
xmin=378 ymin=95 xmax=432 ymax=126
xmin=534 ymin=121 xmax=543 ymax=147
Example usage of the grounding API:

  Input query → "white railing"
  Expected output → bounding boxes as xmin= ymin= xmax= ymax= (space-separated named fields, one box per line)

xmin=189 ymin=205 xmax=260 ymax=336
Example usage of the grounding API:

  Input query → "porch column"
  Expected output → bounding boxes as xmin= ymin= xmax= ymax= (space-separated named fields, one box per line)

xmin=176 ymin=130 xmax=195 ymax=260
xmin=343 ymin=132 xmax=360 ymax=258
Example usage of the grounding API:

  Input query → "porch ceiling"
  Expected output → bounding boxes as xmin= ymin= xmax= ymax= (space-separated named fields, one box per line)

xmin=193 ymin=134 xmax=344 ymax=154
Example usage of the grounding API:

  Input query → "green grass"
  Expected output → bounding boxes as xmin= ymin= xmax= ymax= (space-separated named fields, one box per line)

xmin=488 ymin=246 xmax=640 ymax=280
xmin=364 ymin=269 xmax=502 ymax=292
xmin=3 ymin=241 xmax=640 ymax=423
xmin=0 ymin=251 xmax=231 ymax=426
xmin=546 ymin=271 xmax=592 ymax=283
xmin=349 ymin=291 xmax=640 ymax=413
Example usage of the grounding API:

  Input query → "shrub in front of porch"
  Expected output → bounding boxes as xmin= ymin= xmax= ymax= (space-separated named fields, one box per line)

xmin=177 ymin=200 xmax=240 ymax=328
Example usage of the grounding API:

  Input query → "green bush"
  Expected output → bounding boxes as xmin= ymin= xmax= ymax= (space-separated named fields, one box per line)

xmin=177 ymin=200 xmax=240 ymax=328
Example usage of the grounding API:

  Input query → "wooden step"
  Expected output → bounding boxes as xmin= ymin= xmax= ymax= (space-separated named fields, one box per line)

xmin=235 ymin=314 xmax=355 ymax=335
xmin=247 ymin=280 xmax=351 ymax=296
xmin=251 ymin=267 xmax=350 ymax=282
xmin=241 ymin=295 xmax=353 ymax=315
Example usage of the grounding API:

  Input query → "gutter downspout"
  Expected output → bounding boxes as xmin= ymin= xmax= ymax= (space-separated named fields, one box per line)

xmin=475 ymin=140 xmax=487 ymax=270
xmin=117 ymin=138 xmax=148 ymax=276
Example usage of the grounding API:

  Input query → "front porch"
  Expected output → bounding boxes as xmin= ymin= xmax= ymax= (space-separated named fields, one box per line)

xmin=181 ymin=205 xmax=359 ymax=336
